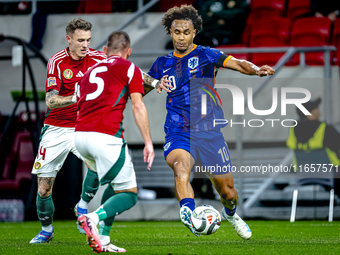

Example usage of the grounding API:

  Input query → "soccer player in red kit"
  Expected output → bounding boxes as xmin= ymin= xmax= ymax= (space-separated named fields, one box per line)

xmin=30 ymin=18 xmax=106 ymax=243
xmin=75 ymin=31 xmax=154 ymax=253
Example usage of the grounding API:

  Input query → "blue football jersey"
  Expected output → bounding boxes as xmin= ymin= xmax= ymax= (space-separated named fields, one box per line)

xmin=148 ymin=45 xmax=231 ymax=134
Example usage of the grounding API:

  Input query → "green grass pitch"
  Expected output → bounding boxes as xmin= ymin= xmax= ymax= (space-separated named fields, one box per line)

xmin=0 ymin=220 xmax=339 ymax=254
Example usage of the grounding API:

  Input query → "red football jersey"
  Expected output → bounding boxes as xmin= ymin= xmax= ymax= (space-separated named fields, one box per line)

xmin=75 ymin=55 xmax=144 ymax=138
xmin=44 ymin=47 xmax=106 ymax=127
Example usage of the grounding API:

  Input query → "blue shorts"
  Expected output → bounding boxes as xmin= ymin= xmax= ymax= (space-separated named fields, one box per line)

xmin=163 ymin=129 xmax=232 ymax=175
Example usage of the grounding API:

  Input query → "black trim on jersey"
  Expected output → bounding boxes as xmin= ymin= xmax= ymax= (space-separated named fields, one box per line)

xmin=216 ymin=54 xmax=230 ymax=68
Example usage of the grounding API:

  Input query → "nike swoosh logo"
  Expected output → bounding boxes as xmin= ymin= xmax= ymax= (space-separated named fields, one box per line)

xmin=163 ymin=67 xmax=171 ymax=73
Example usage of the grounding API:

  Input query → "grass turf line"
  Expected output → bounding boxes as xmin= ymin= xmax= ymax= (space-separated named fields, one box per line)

xmin=0 ymin=220 xmax=339 ymax=255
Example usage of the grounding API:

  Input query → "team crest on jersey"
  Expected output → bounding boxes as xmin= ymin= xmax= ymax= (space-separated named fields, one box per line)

xmin=47 ymin=77 xmax=56 ymax=87
xmin=188 ymin=57 xmax=199 ymax=69
xmin=63 ymin=69 xmax=73 ymax=79
xmin=34 ymin=162 xmax=41 ymax=170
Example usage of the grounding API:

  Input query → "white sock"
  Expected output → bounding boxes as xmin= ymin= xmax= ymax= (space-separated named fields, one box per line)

xmin=86 ymin=212 xmax=99 ymax=225
xmin=99 ymin=235 xmax=110 ymax=246
xmin=78 ymin=198 xmax=88 ymax=209
xmin=42 ymin=224 xmax=53 ymax=233
xmin=227 ymin=214 xmax=235 ymax=219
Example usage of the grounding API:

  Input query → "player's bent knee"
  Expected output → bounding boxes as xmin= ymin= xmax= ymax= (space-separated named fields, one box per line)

xmin=115 ymin=187 xmax=138 ymax=194
xmin=174 ymin=170 xmax=191 ymax=184
xmin=37 ymin=188 xmax=52 ymax=198
xmin=122 ymin=192 xmax=138 ymax=210
xmin=172 ymin=162 xmax=191 ymax=180
xmin=220 ymin=187 xmax=236 ymax=201
xmin=37 ymin=182 xmax=53 ymax=197
xmin=130 ymin=192 xmax=138 ymax=206
xmin=37 ymin=176 xmax=55 ymax=197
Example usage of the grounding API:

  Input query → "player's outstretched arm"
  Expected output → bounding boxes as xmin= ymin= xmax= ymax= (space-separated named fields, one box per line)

xmin=130 ymin=92 xmax=155 ymax=170
xmin=225 ymin=57 xmax=275 ymax=77
xmin=46 ymin=89 xmax=76 ymax=109
xmin=142 ymin=72 xmax=172 ymax=95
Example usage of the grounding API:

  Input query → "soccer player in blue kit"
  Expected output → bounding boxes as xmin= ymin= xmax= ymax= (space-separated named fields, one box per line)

xmin=148 ymin=5 xmax=275 ymax=239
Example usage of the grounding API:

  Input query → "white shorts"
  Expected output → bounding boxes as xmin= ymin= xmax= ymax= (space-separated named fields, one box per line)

xmin=32 ymin=125 xmax=84 ymax=177
xmin=74 ymin=131 xmax=137 ymax=191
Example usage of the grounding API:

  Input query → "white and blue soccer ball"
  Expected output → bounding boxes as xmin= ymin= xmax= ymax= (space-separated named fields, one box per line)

xmin=191 ymin=205 xmax=221 ymax=235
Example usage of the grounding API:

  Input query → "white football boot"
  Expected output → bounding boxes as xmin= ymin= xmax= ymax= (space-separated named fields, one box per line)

xmin=222 ymin=210 xmax=252 ymax=240
xmin=102 ymin=243 xmax=126 ymax=253
xmin=29 ymin=228 xmax=54 ymax=243
xmin=99 ymin=235 xmax=126 ymax=253
xmin=179 ymin=206 xmax=201 ymax=237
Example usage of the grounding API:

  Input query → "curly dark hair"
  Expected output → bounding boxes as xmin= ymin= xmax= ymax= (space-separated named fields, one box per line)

xmin=161 ymin=5 xmax=203 ymax=35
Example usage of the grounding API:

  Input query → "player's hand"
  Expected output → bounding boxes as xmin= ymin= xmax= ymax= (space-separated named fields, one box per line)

xmin=143 ymin=142 xmax=155 ymax=170
xmin=156 ymin=75 xmax=173 ymax=94
xmin=328 ymin=12 xmax=337 ymax=22
xmin=315 ymin=12 xmax=324 ymax=18
xmin=256 ymin=65 xmax=275 ymax=77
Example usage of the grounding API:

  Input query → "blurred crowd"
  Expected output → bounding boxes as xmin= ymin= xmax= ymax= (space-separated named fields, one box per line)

xmin=1 ymin=1 xmax=339 ymax=50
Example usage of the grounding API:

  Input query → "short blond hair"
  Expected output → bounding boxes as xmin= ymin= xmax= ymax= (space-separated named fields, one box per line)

xmin=66 ymin=18 xmax=92 ymax=35
xmin=106 ymin=31 xmax=130 ymax=54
